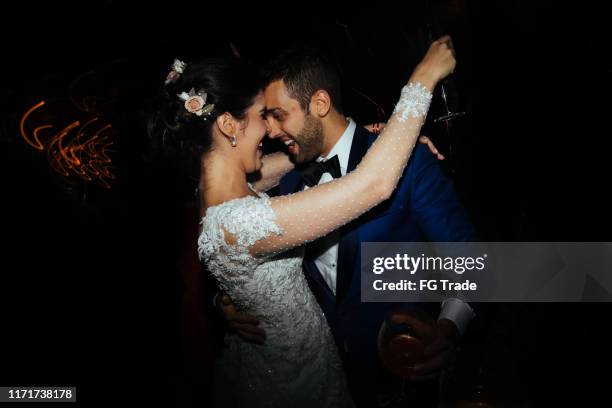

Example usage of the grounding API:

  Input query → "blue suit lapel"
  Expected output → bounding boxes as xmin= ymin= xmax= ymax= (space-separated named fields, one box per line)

xmin=279 ymin=169 xmax=333 ymax=295
xmin=335 ymin=126 xmax=373 ymax=303
xmin=278 ymin=126 xmax=376 ymax=303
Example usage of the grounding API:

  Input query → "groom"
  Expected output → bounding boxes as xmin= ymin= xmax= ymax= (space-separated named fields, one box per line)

xmin=220 ymin=46 xmax=477 ymax=407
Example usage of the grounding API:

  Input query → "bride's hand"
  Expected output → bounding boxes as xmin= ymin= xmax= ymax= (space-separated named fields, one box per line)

xmin=419 ymin=135 xmax=445 ymax=160
xmin=364 ymin=124 xmax=445 ymax=160
xmin=411 ymin=35 xmax=456 ymax=90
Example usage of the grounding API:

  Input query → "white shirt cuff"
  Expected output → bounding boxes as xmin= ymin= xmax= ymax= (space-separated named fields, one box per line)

xmin=438 ymin=298 xmax=475 ymax=336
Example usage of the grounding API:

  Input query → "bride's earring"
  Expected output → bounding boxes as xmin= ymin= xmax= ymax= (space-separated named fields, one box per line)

xmin=230 ymin=134 xmax=237 ymax=147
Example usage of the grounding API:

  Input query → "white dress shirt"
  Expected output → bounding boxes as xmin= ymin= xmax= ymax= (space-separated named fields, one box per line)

xmin=304 ymin=118 xmax=475 ymax=335
xmin=303 ymin=119 xmax=355 ymax=296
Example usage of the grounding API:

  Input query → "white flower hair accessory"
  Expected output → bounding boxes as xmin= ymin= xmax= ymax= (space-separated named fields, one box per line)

xmin=177 ymin=88 xmax=215 ymax=118
xmin=165 ymin=59 xmax=187 ymax=85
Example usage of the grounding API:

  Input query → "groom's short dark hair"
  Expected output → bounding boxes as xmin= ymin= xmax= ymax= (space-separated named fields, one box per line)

xmin=264 ymin=46 xmax=343 ymax=114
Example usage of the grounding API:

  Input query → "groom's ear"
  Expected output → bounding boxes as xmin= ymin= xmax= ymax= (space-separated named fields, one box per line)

xmin=310 ymin=90 xmax=332 ymax=118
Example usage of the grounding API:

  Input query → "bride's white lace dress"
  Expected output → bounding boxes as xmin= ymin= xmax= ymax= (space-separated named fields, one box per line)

xmin=197 ymin=81 xmax=433 ymax=407
xmin=198 ymin=188 xmax=352 ymax=407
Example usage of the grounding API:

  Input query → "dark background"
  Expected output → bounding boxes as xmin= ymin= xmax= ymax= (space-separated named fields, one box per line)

xmin=1 ymin=1 xmax=610 ymax=406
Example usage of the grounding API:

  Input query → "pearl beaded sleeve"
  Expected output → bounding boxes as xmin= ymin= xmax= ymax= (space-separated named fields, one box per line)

xmin=208 ymin=81 xmax=432 ymax=259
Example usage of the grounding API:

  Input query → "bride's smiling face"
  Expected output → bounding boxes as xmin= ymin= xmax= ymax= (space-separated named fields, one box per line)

xmin=234 ymin=92 xmax=270 ymax=173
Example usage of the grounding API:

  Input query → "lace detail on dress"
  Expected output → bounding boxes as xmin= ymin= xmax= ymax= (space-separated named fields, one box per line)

xmin=197 ymin=191 xmax=353 ymax=407
xmin=198 ymin=194 xmax=283 ymax=261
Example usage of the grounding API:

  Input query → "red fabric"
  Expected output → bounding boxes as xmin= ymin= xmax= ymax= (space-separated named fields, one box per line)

xmin=177 ymin=205 xmax=213 ymax=402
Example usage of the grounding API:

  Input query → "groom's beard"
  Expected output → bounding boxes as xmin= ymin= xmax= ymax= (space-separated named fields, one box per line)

xmin=292 ymin=114 xmax=324 ymax=164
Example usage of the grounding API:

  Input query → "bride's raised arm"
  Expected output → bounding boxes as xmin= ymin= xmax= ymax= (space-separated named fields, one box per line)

xmin=225 ymin=37 xmax=455 ymax=258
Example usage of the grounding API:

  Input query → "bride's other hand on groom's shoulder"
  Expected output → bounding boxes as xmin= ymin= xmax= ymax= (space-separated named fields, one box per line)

xmin=417 ymin=135 xmax=445 ymax=161
xmin=363 ymin=125 xmax=445 ymax=161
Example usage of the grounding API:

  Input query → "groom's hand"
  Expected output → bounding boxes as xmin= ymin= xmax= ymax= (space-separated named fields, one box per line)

xmin=410 ymin=318 xmax=459 ymax=381
xmin=220 ymin=294 xmax=266 ymax=344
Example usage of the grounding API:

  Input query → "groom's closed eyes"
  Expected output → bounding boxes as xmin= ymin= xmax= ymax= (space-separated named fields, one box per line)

xmin=266 ymin=107 xmax=287 ymax=122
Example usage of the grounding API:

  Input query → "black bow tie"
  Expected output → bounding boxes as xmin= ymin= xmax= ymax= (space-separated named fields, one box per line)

xmin=298 ymin=155 xmax=342 ymax=187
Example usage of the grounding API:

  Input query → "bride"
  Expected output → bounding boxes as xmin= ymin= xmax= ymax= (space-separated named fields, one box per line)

xmin=151 ymin=37 xmax=455 ymax=407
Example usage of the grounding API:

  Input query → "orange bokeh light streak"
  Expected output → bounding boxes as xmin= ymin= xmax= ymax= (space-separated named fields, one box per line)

xmin=20 ymin=102 xmax=116 ymax=188
xmin=20 ymin=101 xmax=47 ymax=150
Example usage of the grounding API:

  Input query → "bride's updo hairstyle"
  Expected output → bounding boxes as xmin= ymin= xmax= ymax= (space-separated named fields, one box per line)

xmin=148 ymin=56 xmax=265 ymax=183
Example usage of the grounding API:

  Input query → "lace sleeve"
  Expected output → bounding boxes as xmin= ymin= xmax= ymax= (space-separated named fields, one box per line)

xmin=197 ymin=195 xmax=283 ymax=264
xmin=241 ymin=81 xmax=433 ymax=258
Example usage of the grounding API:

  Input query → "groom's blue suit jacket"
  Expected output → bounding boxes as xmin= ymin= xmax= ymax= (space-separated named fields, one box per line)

xmin=278 ymin=125 xmax=476 ymax=405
